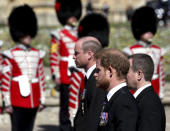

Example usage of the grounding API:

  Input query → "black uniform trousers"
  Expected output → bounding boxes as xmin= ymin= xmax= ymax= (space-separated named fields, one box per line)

xmin=60 ymin=84 xmax=72 ymax=131
xmin=10 ymin=106 xmax=38 ymax=131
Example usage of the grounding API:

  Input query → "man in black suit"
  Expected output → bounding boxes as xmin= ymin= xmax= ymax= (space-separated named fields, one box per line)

xmin=73 ymin=36 xmax=105 ymax=131
xmin=94 ymin=48 xmax=138 ymax=131
xmin=127 ymin=53 xmax=166 ymax=131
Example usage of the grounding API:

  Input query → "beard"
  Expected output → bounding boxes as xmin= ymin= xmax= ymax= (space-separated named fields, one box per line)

xmin=96 ymin=78 xmax=110 ymax=91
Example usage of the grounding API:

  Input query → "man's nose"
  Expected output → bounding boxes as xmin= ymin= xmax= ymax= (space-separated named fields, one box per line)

xmin=94 ymin=72 xmax=98 ymax=78
xmin=73 ymin=55 xmax=76 ymax=59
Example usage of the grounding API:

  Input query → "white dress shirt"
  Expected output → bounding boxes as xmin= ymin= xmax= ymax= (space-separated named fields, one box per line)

xmin=133 ymin=83 xmax=151 ymax=98
xmin=85 ymin=64 xmax=96 ymax=79
xmin=107 ymin=82 xmax=127 ymax=101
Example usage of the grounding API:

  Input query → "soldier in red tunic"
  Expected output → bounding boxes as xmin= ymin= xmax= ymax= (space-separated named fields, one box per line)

xmin=123 ymin=6 xmax=168 ymax=98
xmin=49 ymin=0 xmax=83 ymax=130
xmin=0 ymin=40 xmax=3 ymax=114
xmin=1 ymin=5 xmax=45 ymax=131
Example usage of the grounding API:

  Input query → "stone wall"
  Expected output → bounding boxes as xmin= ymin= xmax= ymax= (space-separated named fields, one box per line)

xmin=0 ymin=0 xmax=147 ymax=26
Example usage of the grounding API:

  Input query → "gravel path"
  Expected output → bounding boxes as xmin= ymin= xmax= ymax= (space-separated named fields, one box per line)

xmin=1 ymin=83 xmax=170 ymax=131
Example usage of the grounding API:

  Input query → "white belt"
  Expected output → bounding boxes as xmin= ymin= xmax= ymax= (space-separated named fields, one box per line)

xmin=12 ymin=75 xmax=39 ymax=97
xmin=152 ymin=74 xmax=158 ymax=80
xmin=13 ymin=76 xmax=39 ymax=83
xmin=60 ymin=56 xmax=76 ymax=68
xmin=60 ymin=56 xmax=69 ymax=61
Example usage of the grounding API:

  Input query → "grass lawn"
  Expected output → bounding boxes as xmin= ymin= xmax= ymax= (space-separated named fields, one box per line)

xmin=0 ymin=23 xmax=170 ymax=82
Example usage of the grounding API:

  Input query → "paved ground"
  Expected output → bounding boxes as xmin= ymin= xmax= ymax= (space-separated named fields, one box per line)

xmin=1 ymin=103 xmax=170 ymax=131
xmin=1 ymin=83 xmax=170 ymax=131
xmin=166 ymin=106 xmax=170 ymax=131
xmin=0 ymin=90 xmax=60 ymax=131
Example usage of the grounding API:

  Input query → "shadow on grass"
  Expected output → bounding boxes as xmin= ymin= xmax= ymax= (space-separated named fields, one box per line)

xmin=37 ymin=125 xmax=60 ymax=131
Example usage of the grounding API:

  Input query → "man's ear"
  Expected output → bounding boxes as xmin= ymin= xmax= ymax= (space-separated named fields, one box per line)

xmin=137 ymin=69 xmax=143 ymax=81
xmin=107 ymin=66 xmax=113 ymax=78
xmin=87 ymin=50 xmax=94 ymax=60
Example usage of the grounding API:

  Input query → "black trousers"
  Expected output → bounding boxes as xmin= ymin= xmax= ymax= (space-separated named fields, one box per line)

xmin=60 ymin=84 xmax=72 ymax=131
xmin=10 ymin=106 xmax=38 ymax=131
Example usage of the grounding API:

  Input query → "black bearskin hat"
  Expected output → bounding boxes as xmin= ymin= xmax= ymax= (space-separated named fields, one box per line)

xmin=131 ymin=6 xmax=158 ymax=40
xmin=78 ymin=13 xmax=110 ymax=47
xmin=55 ymin=0 xmax=82 ymax=26
xmin=8 ymin=4 xmax=38 ymax=42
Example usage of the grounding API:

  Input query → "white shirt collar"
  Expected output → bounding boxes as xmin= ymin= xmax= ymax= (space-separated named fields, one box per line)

xmin=133 ymin=83 xmax=151 ymax=98
xmin=138 ymin=40 xmax=151 ymax=47
xmin=85 ymin=64 xmax=96 ymax=79
xmin=64 ymin=25 xmax=76 ymax=31
xmin=107 ymin=82 xmax=127 ymax=101
xmin=17 ymin=44 xmax=30 ymax=51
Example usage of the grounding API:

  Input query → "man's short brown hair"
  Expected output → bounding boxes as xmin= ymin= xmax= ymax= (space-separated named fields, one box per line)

xmin=95 ymin=48 xmax=130 ymax=80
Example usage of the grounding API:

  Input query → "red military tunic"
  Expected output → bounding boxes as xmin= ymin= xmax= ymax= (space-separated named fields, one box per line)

xmin=50 ymin=25 xmax=77 ymax=84
xmin=123 ymin=41 xmax=167 ymax=98
xmin=1 ymin=44 xmax=46 ymax=108
xmin=0 ymin=40 xmax=3 ymax=84
xmin=50 ymin=25 xmax=84 ymax=125
xmin=0 ymin=40 xmax=3 ymax=113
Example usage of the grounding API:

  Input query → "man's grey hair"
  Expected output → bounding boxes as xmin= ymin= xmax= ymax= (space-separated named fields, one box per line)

xmin=82 ymin=40 xmax=102 ymax=54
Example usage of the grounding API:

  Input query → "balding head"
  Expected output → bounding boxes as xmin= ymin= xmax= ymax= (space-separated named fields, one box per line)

xmin=78 ymin=36 xmax=101 ymax=53
xmin=74 ymin=36 xmax=102 ymax=71
xmin=79 ymin=36 xmax=100 ymax=44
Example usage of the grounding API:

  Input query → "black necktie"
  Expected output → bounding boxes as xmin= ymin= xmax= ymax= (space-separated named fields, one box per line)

xmin=85 ymin=76 xmax=88 ymax=85
xmin=104 ymin=96 xmax=108 ymax=104
xmin=102 ymin=96 xmax=108 ymax=112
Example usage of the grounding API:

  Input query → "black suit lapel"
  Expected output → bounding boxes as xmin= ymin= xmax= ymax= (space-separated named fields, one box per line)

xmin=86 ymin=69 xmax=96 ymax=83
xmin=108 ymin=86 xmax=128 ymax=102
xmin=85 ymin=69 xmax=96 ymax=91
xmin=81 ymin=69 xmax=96 ymax=113
xmin=136 ymin=86 xmax=153 ymax=102
xmin=105 ymin=86 xmax=128 ymax=111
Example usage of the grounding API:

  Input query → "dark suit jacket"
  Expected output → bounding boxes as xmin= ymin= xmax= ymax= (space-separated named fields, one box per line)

xmin=136 ymin=86 xmax=166 ymax=131
xmin=97 ymin=86 xmax=138 ymax=131
xmin=74 ymin=69 xmax=106 ymax=131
